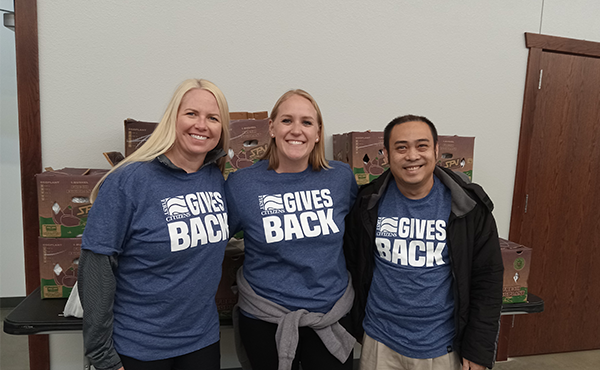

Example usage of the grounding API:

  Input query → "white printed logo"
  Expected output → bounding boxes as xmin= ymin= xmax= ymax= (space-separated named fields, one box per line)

xmin=259 ymin=189 xmax=339 ymax=243
xmin=162 ymin=196 xmax=190 ymax=217
xmin=377 ymin=217 xmax=398 ymax=236
xmin=374 ymin=217 xmax=448 ymax=267
xmin=162 ymin=191 xmax=228 ymax=252
xmin=259 ymin=194 xmax=285 ymax=215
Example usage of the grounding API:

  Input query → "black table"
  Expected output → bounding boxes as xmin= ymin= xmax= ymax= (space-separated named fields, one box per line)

xmin=500 ymin=293 xmax=544 ymax=315
xmin=4 ymin=287 xmax=544 ymax=335
xmin=3 ymin=287 xmax=80 ymax=335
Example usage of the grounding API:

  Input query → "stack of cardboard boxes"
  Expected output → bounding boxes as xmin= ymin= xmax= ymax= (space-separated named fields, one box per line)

xmin=333 ymin=131 xmax=475 ymax=184
xmin=36 ymin=168 xmax=108 ymax=298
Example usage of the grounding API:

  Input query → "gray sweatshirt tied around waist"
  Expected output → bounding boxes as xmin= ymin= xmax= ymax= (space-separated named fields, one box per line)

xmin=233 ymin=269 xmax=356 ymax=370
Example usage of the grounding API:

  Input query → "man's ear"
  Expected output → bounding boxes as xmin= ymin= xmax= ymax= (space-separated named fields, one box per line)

xmin=435 ymin=143 xmax=439 ymax=160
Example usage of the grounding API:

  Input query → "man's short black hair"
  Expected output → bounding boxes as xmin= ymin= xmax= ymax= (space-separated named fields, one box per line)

xmin=383 ymin=115 xmax=438 ymax=152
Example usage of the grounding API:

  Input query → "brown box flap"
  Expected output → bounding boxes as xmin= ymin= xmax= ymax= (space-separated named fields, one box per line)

xmin=36 ymin=168 xmax=109 ymax=178
xmin=230 ymin=111 xmax=269 ymax=120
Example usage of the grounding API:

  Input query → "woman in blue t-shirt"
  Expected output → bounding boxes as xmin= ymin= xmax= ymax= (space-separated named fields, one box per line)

xmin=78 ymin=79 xmax=230 ymax=370
xmin=226 ymin=89 xmax=358 ymax=370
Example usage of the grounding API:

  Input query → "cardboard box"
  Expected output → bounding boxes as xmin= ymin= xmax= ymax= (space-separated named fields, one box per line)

xmin=36 ymin=168 xmax=108 ymax=238
xmin=224 ymin=111 xmax=270 ymax=179
xmin=125 ymin=112 xmax=270 ymax=177
xmin=124 ymin=118 xmax=158 ymax=157
xmin=39 ymin=238 xmax=81 ymax=298
xmin=437 ymin=136 xmax=475 ymax=181
xmin=229 ymin=111 xmax=269 ymax=120
xmin=103 ymin=151 xmax=125 ymax=167
xmin=215 ymin=239 xmax=245 ymax=320
xmin=332 ymin=133 xmax=349 ymax=163
xmin=332 ymin=131 xmax=389 ymax=185
xmin=500 ymin=238 xmax=533 ymax=304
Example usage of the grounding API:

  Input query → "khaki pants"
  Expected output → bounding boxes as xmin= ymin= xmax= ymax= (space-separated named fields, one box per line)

xmin=359 ymin=333 xmax=461 ymax=370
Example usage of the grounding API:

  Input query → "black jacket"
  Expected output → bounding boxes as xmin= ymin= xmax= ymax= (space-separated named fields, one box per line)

xmin=343 ymin=166 xmax=503 ymax=369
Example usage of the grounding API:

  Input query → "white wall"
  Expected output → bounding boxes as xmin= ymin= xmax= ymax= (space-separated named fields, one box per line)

xmin=541 ymin=0 xmax=600 ymax=40
xmin=30 ymin=0 xmax=598 ymax=244
xmin=3 ymin=0 xmax=600 ymax=368
xmin=37 ymin=0 xmax=545 ymax=235
xmin=0 ymin=0 xmax=26 ymax=298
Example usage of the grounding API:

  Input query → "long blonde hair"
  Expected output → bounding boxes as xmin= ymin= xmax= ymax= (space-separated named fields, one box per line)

xmin=91 ymin=78 xmax=230 ymax=201
xmin=261 ymin=89 xmax=329 ymax=171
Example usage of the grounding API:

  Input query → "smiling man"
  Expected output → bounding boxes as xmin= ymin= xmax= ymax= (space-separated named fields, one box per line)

xmin=344 ymin=115 xmax=503 ymax=370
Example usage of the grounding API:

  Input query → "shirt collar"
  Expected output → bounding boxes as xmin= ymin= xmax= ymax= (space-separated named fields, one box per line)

xmin=157 ymin=147 xmax=226 ymax=172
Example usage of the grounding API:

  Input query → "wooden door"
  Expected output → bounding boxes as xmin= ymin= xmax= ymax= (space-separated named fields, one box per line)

xmin=508 ymin=34 xmax=600 ymax=356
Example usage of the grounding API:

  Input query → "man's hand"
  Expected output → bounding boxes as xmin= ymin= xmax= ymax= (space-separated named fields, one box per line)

xmin=462 ymin=358 xmax=485 ymax=370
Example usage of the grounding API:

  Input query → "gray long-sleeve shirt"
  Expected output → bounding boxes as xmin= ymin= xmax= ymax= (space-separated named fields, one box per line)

xmin=78 ymin=249 xmax=123 ymax=370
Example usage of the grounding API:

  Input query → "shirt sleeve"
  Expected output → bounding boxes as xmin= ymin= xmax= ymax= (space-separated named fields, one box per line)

xmin=82 ymin=172 xmax=133 ymax=256
xmin=224 ymin=175 xmax=242 ymax=235
xmin=78 ymin=249 xmax=123 ymax=370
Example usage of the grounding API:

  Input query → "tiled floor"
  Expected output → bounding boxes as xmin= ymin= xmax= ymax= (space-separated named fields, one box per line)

xmin=2 ymin=305 xmax=600 ymax=369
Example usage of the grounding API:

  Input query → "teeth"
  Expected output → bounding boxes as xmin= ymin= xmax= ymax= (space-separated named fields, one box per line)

xmin=406 ymin=166 xmax=420 ymax=170
xmin=288 ymin=141 xmax=304 ymax=145
xmin=190 ymin=134 xmax=207 ymax=140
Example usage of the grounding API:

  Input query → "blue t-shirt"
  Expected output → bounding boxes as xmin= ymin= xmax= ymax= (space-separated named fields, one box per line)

xmin=363 ymin=175 xmax=455 ymax=359
xmin=82 ymin=159 xmax=228 ymax=361
xmin=225 ymin=160 xmax=357 ymax=313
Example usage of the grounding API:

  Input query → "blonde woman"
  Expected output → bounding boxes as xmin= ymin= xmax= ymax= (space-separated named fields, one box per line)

xmin=226 ymin=90 xmax=358 ymax=370
xmin=78 ymin=79 xmax=230 ymax=370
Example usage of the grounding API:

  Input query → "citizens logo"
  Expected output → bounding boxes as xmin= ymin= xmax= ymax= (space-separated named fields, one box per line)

xmin=162 ymin=196 xmax=191 ymax=221
xmin=258 ymin=194 xmax=285 ymax=215
xmin=377 ymin=217 xmax=398 ymax=237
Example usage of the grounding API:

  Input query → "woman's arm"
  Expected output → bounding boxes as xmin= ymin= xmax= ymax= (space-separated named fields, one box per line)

xmin=78 ymin=249 xmax=123 ymax=370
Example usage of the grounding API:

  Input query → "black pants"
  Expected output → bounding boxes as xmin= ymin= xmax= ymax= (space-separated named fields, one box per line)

xmin=119 ymin=340 xmax=220 ymax=370
xmin=239 ymin=314 xmax=354 ymax=370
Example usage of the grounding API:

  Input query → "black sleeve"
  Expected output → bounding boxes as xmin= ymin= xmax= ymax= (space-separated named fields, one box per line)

xmin=78 ymin=249 xmax=123 ymax=370
xmin=343 ymin=195 xmax=373 ymax=342
xmin=461 ymin=207 xmax=504 ymax=369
